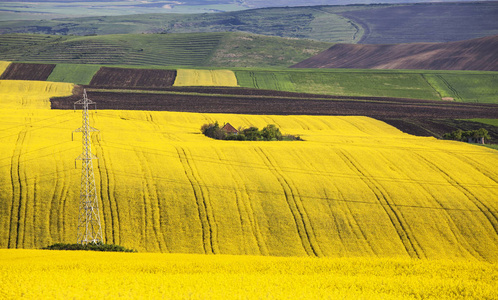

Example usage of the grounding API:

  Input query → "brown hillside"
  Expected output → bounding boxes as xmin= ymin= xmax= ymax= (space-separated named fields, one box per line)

xmin=291 ymin=35 xmax=498 ymax=71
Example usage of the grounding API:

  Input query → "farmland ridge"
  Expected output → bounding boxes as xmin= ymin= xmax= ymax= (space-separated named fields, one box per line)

xmin=292 ymin=35 xmax=498 ymax=71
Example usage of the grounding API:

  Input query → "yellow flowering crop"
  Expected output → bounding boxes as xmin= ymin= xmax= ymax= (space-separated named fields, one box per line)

xmin=0 ymin=249 xmax=496 ymax=299
xmin=0 ymin=80 xmax=497 ymax=263
xmin=174 ymin=69 xmax=238 ymax=86
xmin=0 ymin=61 xmax=10 ymax=76
xmin=0 ymin=80 xmax=73 ymax=109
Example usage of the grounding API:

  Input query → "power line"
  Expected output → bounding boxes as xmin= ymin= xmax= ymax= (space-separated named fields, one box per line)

xmin=73 ymin=89 xmax=103 ymax=245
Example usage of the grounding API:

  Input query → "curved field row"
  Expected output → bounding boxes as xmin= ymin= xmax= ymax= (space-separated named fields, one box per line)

xmin=1 ymin=81 xmax=498 ymax=261
xmin=174 ymin=69 xmax=238 ymax=87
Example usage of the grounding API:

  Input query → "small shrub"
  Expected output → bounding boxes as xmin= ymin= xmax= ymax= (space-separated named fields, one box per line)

xmin=42 ymin=242 xmax=136 ymax=252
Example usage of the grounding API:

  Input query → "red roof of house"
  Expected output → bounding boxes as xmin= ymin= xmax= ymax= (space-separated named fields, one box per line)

xmin=222 ymin=123 xmax=238 ymax=133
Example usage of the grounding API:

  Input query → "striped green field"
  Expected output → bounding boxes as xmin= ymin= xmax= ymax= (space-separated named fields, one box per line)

xmin=235 ymin=69 xmax=498 ymax=102
xmin=0 ymin=33 xmax=332 ymax=68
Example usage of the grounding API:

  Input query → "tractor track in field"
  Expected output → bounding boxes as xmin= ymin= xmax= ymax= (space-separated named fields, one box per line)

xmin=255 ymin=147 xmax=323 ymax=257
xmin=175 ymin=146 xmax=218 ymax=254
xmin=213 ymin=148 xmax=268 ymax=255
xmin=8 ymin=130 xmax=27 ymax=248
xmin=415 ymin=153 xmax=498 ymax=236
xmin=376 ymin=151 xmax=483 ymax=260
xmin=136 ymin=149 xmax=168 ymax=253
xmin=337 ymin=149 xmax=425 ymax=259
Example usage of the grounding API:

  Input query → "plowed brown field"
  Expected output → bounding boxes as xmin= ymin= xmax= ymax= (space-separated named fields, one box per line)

xmin=292 ymin=35 xmax=498 ymax=71
xmin=51 ymin=87 xmax=498 ymax=119
xmin=0 ymin=63 xmax=55 ymax=80
xmin=89 ymin=67 xmax=177 ymax=88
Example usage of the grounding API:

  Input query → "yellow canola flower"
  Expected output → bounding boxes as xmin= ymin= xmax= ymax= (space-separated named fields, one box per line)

xmin=0 ymin=80 xmax=73 ymax=109
xmin=0 ymin=80 xmax=497 ymax=262
xmin=0 ymin=249 xmax=497 ymax=300
xmin=174 ymin=69 xmax=238 ymax=86
xmin=0 ymin=61 xmax=10 ymax=76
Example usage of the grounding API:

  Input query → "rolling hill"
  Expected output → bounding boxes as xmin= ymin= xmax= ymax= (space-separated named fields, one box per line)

xmin=1 ymin=2 xmax=497 ymax=44
xmin=292 ymin=35 xmax=498 ymax=71
xmin=1 ymin=80 xmax=497 ymax=261
xmin=0 ymin=32 xmax=332 ymax=68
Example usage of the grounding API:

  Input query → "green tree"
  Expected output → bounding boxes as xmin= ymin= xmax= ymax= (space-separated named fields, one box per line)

xmin=261 ymin=124 xmax=282 ymax=141
xmin=242 ymin=127 xmax=261 ymax=141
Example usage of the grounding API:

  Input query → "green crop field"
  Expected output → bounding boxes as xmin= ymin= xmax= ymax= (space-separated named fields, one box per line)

xmin=235 ymin=69 xmax=498 ymax=102
xmin=47 ymin=64 xmax=101 ymax=85
xmin=423 ymin=74 xmax=498 ymax=103
xmin=466 ymin=119 xmax=498 ymax=127
xmin=0 ymin=33 xmax=332 ymax=68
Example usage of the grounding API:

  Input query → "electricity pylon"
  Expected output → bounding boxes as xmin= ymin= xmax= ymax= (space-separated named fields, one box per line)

xmin=74 ymin=89 xmax=103 ymax=244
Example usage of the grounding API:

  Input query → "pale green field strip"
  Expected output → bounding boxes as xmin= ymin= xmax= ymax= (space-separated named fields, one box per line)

xmin=466 ymin=119 xmax=498 ymax=126
xmin=47 ymin=64 xmax=101 ymax=85
xmin=1 ymin=81 xmax=498 ymax=261
xmin=1 ymin=250 xmax=497 ymax=299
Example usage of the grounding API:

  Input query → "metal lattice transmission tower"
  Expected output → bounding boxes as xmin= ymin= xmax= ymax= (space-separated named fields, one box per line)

xmin=73 ymin=89 xmax=104 ymax=244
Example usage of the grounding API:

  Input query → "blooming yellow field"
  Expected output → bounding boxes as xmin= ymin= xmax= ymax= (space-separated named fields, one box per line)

xmin=0 ymin=249 xmax=496 ymax=299
xmin=0 ymin=80 xmax=73 ymax=109
xmin=0 ymin=61 xmax=10 ymax=75
xmin=174 ymin=69 xmax=238 ymax=86
xmin=1 ymin=80 xmax=498 ymax=262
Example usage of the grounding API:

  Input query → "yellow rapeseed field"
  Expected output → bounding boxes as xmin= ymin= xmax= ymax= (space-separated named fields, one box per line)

xmin=1 ymin=80 xmax=498 ymax=263
xmin=174 ymin=69 xmax=238 ymax=86
xmin=0 ymin=61 xmax=10 ymax=75
xmin=0 ymin=249 xmax=496 ymax=299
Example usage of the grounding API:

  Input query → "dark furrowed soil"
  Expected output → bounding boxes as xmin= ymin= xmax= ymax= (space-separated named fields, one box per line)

xmin=89 ymin=67 xmax=177 ymax=88
xmin=0 ymin=63 xmax=56 ymax=80
xmin=292 ymin=35 xmax=498 ymax=71
xmin=51 ymin=89 xmax=498 ymax=119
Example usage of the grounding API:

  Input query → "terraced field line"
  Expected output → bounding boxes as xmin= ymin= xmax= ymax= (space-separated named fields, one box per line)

xmin=415 ymin=153 xmax=498 ymax=235
xmin=214 ymin=148 xmax=268 ymax=255
xmin=136 ymin=150 xmax=168 ymax=252
xmin=255 ymin=147 xmax=323 ymax=257
xmin=337 ymin=149 xmax=424 ymax=259
xmin=175 ymin=146 xmax=216 ymax=254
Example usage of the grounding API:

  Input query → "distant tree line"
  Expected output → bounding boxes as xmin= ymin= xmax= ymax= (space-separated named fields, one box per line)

xmin=201 ymin=122 xmax=302 ymax=141
xmin=443 ymin=128 xmax=490 ymax=143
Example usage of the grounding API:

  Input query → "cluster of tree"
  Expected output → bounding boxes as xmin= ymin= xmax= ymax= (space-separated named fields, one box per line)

xmin=43 ymin=242 xmax=136 ymax=252
xmin=201 ymin=122 xmax=302 ymax=141
xmin=443 ymin=128 xmax=490 ymax=143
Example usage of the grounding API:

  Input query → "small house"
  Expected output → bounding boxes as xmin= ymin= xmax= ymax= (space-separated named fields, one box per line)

xmin=467 ymin=137 xmax=485 ymax=144
xmin=222 ymin=123 xmax=238 ymax=134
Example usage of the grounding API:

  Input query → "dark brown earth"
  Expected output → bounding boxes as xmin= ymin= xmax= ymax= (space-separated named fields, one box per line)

xmin=89 ymin=67 xmax=177 ymax=88
xmin=51 ymin=87 xmax=498 ymax=119
xmin=291 ymin=35 xmax=498 ymax=71
xmin=0 ymin=63 xmax=56 ymax=80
